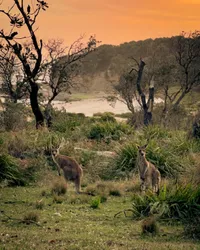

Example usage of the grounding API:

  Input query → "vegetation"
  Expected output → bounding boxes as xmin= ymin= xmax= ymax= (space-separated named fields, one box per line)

xmin=0 ymin=2 xmax=200 ymax=247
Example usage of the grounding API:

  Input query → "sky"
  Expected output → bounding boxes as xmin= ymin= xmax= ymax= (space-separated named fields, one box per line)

xmin=0 ymin=0 xmax=200 ymax=46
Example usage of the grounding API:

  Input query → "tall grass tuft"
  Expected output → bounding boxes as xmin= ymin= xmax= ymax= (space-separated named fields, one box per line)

xmin=131 ymin=184 xmax=200 ymax=221
xmin=0 ymin=154 xmax=27 ymax=186
xmin=88 ymin=121 xmax=132 ymax=143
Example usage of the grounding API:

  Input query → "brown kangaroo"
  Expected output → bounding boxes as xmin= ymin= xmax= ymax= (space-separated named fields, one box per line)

xmin=136 ymin=144 xmax=161 ymax=194
xmin=51 ymin=139 xmax=83 ymax=194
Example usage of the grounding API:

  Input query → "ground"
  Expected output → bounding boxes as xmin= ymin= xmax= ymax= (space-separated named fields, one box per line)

xmin=0 ymin=180 xmax=200 ymax=250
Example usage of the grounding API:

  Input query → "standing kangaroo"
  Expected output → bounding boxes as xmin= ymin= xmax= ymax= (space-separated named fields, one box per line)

xmin=136 ymin=144 xmax=161 ymax=194
xmin=51 ymin=139 xmax=83 ymax=194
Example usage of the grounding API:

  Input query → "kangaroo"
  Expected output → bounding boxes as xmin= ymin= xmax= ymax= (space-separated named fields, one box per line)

xmin=51 ymin=139 xmax=83 ymax=194
xmin=136 ymin=144 xmax=161 ymax=194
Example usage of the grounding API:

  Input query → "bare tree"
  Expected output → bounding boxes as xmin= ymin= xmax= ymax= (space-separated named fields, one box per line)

xmin=0 ymin=0 xmax=49 ymax=128
xmin=43 ymin=36 xmax=98 ymax=127
xmin=171 ymin=31 xmax=200 ymax=110
xmin=0 ymin=51 xmax=28 ymax=103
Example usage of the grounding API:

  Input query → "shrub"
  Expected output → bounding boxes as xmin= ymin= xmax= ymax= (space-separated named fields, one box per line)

xmin=0 ymin=154 xmax=26 ymax=186
xmin=113 ymin=143 xmax=137 ymax=175
xmin=23 ymin=212 xmax=39 ymax=224
xmin=131 ymin=184 xmax=200 ymax=221
xmin=51 ymin=181 xmax=67 ymax=196
xmin=143 ymin=125 xmax=171 ymax=140
xmin=52 ymin=109 xmax=87 ymax=133
xmin=90 ymin=197 xmax=101 ymax=209
xmin=109 ymin=189 xmax=122 ymax=197
xmin=97 ymin=112 xmax=116 ymax=123
xmin=141 ymin=216 xmax=159 ymax=236
xmin=0 ymin=102 xmax=30 ymax=131
xmin=184 ymin=217 xmax=200 ymax=239
xmin=88 ymin=121 xmax=132 ymax=143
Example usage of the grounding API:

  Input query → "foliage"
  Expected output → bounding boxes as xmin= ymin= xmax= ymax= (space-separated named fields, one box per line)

xmin=184 ymin=217 xmax=200 ymax=239
xmin=88 ymin=121 xmax=132 ymax=143
xmin=51 ymin=181 xmax=67 ymax=196
xmin=90 ymin=196 xmax=101 ymax=209
xmin=0 ymin=102 xmax=31 ymax=131
xmin=141 ymin=216 xmax=159 ymax=236
xmin=131 ymin=184 xmax=200 ymax=222
xmin=93 ymin=112 xmax=116 ymax=122
xmin=51 ymin=110 xmax=87 ymax=133
xmin=23 ymin=212 xmax=39 ymax=224
xmin=0 ymin=154 xmax=26 ymax=186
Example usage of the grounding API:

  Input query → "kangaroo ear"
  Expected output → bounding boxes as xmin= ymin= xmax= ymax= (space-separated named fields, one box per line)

xmin=141 ymin=144 xmax=148 ymax=149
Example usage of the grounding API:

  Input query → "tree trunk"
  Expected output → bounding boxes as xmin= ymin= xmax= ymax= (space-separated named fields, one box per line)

xmin=30 ymin=82 xmax=44 ymax=129
xmin=144 ymin=109 xmax=152 ymax=126
xmin=172 ymin=90 xmax=187 ymax=110
xmin=44 ymin=102 xmax=53 ymax=128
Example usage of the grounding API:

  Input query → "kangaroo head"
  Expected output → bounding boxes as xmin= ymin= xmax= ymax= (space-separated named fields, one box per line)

xmin=51 ymin=149 xmax=58 ymax=157
xmin=137 ymin=144 xmax=148 ymax=157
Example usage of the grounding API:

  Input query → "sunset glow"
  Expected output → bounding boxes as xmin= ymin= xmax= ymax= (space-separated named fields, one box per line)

xmin=0 ymin=0 xmax=200 ymax=45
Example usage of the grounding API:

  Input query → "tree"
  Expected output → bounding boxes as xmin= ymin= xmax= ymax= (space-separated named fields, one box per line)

xmin=0 ymin=0 xmax=49 ymax=128
xmin=113 ymin=58 xmax=155 ymax=126
xmin=0 ymin=1 xmax=98 ymax=128
xmin=42 ymin=36 xmax=98 ymax=127
xmin=0 ymin=51 xmax=28 ymax=103
xmin=171 ymin=31 xmax=200 ymax=110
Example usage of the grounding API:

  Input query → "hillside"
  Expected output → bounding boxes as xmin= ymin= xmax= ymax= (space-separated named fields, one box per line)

xmin=76 ymin=37 xmax=172 ymax=93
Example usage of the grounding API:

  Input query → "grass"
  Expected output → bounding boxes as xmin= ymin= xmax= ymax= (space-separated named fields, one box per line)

xmin=1 ymin=184 xmax=200 ymax=250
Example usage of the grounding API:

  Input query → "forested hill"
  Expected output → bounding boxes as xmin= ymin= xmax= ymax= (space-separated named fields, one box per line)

xmin=78 ymin=37 xmax=173 ymax=92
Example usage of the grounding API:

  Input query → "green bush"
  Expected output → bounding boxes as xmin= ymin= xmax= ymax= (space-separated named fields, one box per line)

xmin=52 ymin=110 xmax=87 ymax=133
xmin=90 ymin=197 xmax=101 ymax=209
xmin=113 ymin=143 xmax=137 ymax=175
xmin=0 ymin=102 xmax=31 ymax=131
xmin=88 ymin=121 xmax=132 ymax=143
xmin=0 ymin=154 xmax=27 ymax=186
xmin=131 ymin=184 xmax=200 ymax=221
xmin=93 ymin=112 xmax=116 ymax=123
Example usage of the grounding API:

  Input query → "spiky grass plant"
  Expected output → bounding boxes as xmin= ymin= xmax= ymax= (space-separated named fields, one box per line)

xmin=23 ymin=212 xmax=39 ymax=224
xmin=131 ymin=184 xmax=200 ymax=221
xmin=0 ymin=154 xmax=26 ymax=186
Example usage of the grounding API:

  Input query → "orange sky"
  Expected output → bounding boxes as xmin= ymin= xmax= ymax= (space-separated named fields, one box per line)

xmin=0 ymin=0 xmax=200 ymax=45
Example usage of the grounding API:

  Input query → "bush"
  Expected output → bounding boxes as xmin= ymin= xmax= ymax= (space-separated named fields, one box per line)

xmin=52 ymin=109 xmax=87 ymax=133
xmin=23 ymin=212 xmax=39 ymax=224
xmin=90 ymin=197 xmax=101 ymax=209
xmin=51 ymin=181 xmax=67 ymax=196
xmin=93 ymin=112 xmax=116 ymax=123
xmin=141 ymin=216 xmax=159 ymax=236
xmin=113 ymin=143 xmax=137 ymax=176
xmin=88 ymin=121 xmax=132 ymax=143
xmin=131 ymin=184 xmax=200 ymax=221
xmin=184 ymin=217 xmax=200 ymax=239
xmin=0 ymin=154 xmax=27 ymax=186
xmin=0 ymin=102 xmax=31 ymax=131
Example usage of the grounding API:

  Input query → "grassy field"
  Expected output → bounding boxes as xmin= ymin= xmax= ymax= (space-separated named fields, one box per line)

xmin=1 ymin=179 xmax=200 ymax=250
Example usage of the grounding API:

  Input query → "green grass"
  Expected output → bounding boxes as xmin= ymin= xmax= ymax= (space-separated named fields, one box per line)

xmin=1 ymin=184 xmax=200 ymax=250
